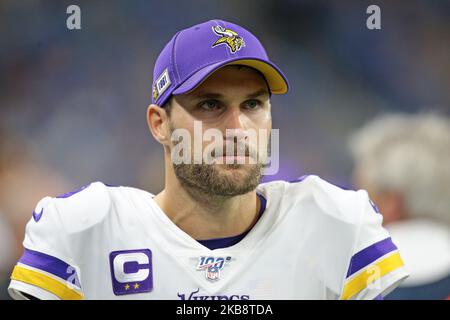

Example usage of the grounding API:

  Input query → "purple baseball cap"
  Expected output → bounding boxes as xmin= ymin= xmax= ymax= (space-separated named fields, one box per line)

xmin=151 ymin=19 xmax=290 ymax=107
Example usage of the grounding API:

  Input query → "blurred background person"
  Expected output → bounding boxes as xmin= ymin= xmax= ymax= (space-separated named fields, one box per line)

xmin=349 ymin=113 xmax=450 ymax=300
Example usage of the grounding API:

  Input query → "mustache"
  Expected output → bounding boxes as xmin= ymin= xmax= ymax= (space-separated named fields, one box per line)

xmin=210 ymin=143 xmax=257 ymax=158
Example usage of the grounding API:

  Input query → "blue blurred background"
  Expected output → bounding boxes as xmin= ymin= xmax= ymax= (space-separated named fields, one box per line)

xmin=0 ymin=0 xmax=449 ymax=299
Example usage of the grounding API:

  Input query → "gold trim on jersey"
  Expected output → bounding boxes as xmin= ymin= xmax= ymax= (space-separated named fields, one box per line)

xmin=11 ymin=265 xmax=84 ymax=300
xmin=341 ymin=251 xmax=405 ymax=300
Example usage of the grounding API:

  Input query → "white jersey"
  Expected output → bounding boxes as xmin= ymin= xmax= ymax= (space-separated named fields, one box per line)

xmin=8 ymin=175 xmax=408 ymax=300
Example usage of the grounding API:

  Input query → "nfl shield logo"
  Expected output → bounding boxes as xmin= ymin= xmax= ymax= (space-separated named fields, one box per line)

xmin=207 ymin=270 xmax=219 ymax=281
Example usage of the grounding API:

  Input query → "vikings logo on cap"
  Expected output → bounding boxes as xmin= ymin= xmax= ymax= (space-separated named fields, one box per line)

xmin=211 ymin=25 xmax=245 ymax=53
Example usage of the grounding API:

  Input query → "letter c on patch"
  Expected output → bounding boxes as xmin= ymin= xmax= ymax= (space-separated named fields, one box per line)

xmin=113 ymin=252 xmax=150 ymax=283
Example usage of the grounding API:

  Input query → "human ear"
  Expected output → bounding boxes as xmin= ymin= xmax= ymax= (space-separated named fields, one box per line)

xmin=146 ymin=104 xmax=171 ymax=146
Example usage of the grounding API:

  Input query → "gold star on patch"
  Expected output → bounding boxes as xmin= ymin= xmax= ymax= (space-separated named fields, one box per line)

xmin=134 ymin=283 xmax=140 ymax=290
xmin=124 ymin=284 xmax=130 ymax=290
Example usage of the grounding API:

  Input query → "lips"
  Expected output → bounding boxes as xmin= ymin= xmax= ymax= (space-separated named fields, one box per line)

xmin=212 ymin=150 xmax=254 ymax=164
xmin=211 ymin=144 xmax=252 ymax=157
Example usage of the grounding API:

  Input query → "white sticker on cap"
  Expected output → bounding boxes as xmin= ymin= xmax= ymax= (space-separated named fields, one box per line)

xmin=153 ymin=68 xmax=171 ymax=101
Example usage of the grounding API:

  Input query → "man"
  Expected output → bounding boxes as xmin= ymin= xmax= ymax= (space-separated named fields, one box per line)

xmin=8 ymin=19 xmax=408 ymax=300
xmin=349 ymin=113 xmax=450 ymax=299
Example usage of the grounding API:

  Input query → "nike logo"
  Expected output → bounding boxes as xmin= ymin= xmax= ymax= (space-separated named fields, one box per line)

xmin=32 ymin=208 xmax=43 ymax=222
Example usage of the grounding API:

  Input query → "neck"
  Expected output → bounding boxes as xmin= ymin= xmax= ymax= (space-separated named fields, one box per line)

xmin=153 ymin=177 xmax=260 ymax=240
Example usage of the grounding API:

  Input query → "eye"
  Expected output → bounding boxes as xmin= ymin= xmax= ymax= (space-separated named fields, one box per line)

xmin=199 ymin=99 xmax=222 ymax=111
xmin=243 ymin=99 xmax=262 ymax=110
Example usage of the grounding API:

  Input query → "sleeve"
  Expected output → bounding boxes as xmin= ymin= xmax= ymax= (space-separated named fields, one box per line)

xmin=340 ymin=191 xmax=409 ymax=300
xmin=8 ymin=197 xmax=84 ymax=300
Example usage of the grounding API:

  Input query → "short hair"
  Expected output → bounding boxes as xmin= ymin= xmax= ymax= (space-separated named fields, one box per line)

xmin=349 ymin=112 xmax=450 ymax=226
xmin=162 ymin=97 xmax=173 ymax=117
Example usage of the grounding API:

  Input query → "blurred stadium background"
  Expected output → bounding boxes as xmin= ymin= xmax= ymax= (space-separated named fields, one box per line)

xmin=0 ymin=0 xmax=449 ymax=299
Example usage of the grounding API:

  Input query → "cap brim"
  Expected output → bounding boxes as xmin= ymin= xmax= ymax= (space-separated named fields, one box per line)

xmin=172 ymin=58 xmax=289 ymax=96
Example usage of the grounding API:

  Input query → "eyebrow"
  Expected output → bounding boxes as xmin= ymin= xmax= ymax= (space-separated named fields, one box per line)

xmin=190 ymin=88 xmax=270 ymax=100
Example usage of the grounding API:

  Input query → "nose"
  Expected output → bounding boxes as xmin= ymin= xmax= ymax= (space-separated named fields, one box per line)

xmin=222 ymin=106 xmax=248 ymax=146
xmin=223 ymin=105 xmax=245 ymax=131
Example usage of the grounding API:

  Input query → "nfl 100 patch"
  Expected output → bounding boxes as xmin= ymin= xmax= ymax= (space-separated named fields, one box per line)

xmin=196 ymin=256 xmax=232 ymax=281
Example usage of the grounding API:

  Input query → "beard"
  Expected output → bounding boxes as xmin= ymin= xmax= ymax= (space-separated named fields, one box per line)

xmin=173 ymin=162 xmax=264 ymax=197
xmin=168 ymin=120 xmax=271 ymax=198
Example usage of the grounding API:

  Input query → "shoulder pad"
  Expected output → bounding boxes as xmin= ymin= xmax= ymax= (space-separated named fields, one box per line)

xmin=288 ymin=175 xmax=368 ymax=225
xmin=51 ymin=181 xmax=112 ymax=233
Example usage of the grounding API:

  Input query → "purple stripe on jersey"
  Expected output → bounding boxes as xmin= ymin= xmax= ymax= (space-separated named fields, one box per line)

xmin=198 ymin=193 xmax=267 ymax=250
xmin=369 ymin=199 xmax=381 ymax=214
xmin=56 ymin=184 xmax=91 ymax=198
xmin=257 ymin=192 xmax=267 ymax=217
xmin=104 ymin=183 xmax=121 ymax=187
xmin=197 ymin=233 xmax=247 ymax=250
xmin=346 ymin=237 xmax=398 ymax=278
xmin=56 ymin=182 xmax=119 ymax=199
xmin=19 ymin=248 xmax=81 ymax=287
xmin=289 ymin=174 xmax=310 ymax=183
